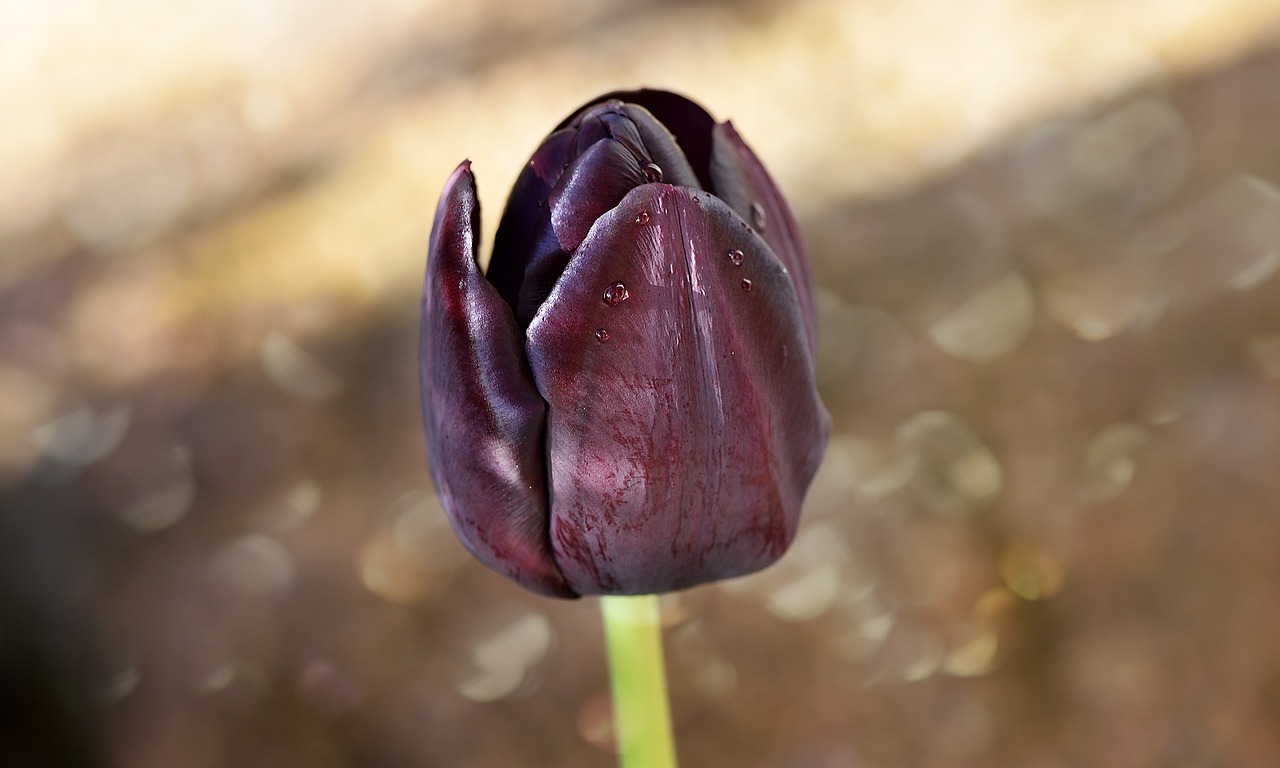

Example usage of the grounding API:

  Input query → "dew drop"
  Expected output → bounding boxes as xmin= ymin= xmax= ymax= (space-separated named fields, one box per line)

xmin=750 ymin=202 xmax=768 ymax=231
xmin=634 ymin=211 xmax=650 ymax=225
xmin=741 ymin=279 xmax=753 ymax=292
xmin=596 ymin=328 xmax=611 ymax=342
xmin=602 ymin=282 xmax=630 ymax=306
xmin=643 ymin=163 xmax=664 ymax=183
xmin=727 ymin=249 xmax=745 ymax=266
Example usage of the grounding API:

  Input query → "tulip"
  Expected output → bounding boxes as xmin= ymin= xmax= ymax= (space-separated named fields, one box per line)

xmin=420 ymin=89 xmax=829 ymax=598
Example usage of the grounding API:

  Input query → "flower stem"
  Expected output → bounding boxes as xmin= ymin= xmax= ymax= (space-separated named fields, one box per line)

xmin=600 ymin=594 xmax=678 ymax=768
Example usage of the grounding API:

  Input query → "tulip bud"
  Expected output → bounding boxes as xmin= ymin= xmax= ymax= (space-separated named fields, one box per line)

xmin=420 ymin=89 xmax=829 ymax=597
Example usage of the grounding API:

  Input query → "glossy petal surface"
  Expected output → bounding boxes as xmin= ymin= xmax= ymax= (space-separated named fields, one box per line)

xmin=490 ymin=102 xmax=704 ymax=327
xmin=525 ymin=184 xmax=829 ymax=595
xmin=710 ymin=122 xmax=817 ymax=350
xmin=487 ymin=129 xmax=574 ymax=312
xmin=423 ymin=90 xmax=830 ymax=598
xmin=562 ymin=89 xmax=717 ymax=191
xmin=420 ymin=162 xmax=572 ymax=597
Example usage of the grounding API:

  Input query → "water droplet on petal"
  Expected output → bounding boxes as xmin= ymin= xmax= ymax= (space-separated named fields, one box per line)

xmin=750 ymin=202 xmax=768 ymax=231
xmin=740 ymin=279 xmax=753 ymax=292
xmin=727 ymin=249 xmax=745 ymax=266
xmin=602 ymin=282 xmax=629 ymax=306
xmin=634 ymin=211 xmax=650 ymax=225
xmin=596 ymin=329 xmax=611 ymax=342
xmin=643 ymin=163 xmax=664 ymax=183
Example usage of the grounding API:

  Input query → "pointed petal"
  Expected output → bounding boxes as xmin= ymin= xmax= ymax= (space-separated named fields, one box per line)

xmin=562 ymin=89 xmax=717 ymax=190
xmin=487 ymin=129 xmax=574 ymax=311
xmin=490 ymin=106 xmax=702 ymax=328
xmin=710 ymin=122 xmax=818 ymax=352
xmin=550 ymin=138 xmax=649 ymax=251
xmin=616 ymin=105 xmax=703 ymax=189
xmin=568 ymin=103 xmax=703 ymax=190
xmin=420 ymin=162 xmax=573 ymax=597
xmin=504 ymin=121 xmax=703 ymax=326
xmin=509 ymin=138 xmax=645 ymax=327
xmin=525 ymin=185 xmax=830 ymax=595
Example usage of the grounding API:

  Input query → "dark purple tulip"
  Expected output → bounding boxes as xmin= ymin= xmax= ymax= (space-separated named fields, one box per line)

xmin=420 ymin=89 xmax=829 ymax=597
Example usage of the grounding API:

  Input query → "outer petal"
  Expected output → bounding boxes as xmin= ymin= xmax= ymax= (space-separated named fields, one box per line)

xmin=709 ymin=122 xmax=818 ymax=353
xmin=525 ymin=184 xmax=830 ymax=595
xmin=420 ymin=162 xmax=573 ymax=597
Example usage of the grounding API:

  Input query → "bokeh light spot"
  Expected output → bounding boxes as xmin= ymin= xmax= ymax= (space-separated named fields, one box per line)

xmin=998 ymin=542 xmax=1064 ymax=600
xmin=1081 ymin=422 xmax=1149 ymax=501
xmin=897 ymin=411 xmax=1003 ymax=518
xmin=212 ymin=533 xmax=295 ymax=596
xmin=456 ymin=612 xmax=554 ymax=703
xmin=928 ymin=272 xmax=1035 ymax=362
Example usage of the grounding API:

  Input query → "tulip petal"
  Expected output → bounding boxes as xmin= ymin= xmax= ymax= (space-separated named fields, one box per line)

xmin=505 ymin=138 xmax=648 ymax=326
xmin=487 ymin=129 xmax=575 ymax=313
xmin=709 ymin=122 xmax=818 ymax=352
xmin=525 ymin=184 xmax=830 ymax=595
xmin=421 ymin=162 xmax=574 ymax=597
xmin=566 ymin=103 xmax=702 ymax=191
xmin=551 ymin=138 xmax=651 ymax=251
xmin=493 ymin=108 xmax=704 ymax=327
xmin=562 ymin=89 xmax=717 ymax=191
xmin=616 ymin=105 xmax=703 ymax=190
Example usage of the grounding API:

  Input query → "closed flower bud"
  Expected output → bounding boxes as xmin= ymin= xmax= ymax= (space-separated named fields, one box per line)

xmin=421 ymin=89 xmax=829 ymax=597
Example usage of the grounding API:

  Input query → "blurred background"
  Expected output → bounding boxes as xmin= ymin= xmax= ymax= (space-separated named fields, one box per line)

xmin=4 ymin=0 xmax=1280 ymax=765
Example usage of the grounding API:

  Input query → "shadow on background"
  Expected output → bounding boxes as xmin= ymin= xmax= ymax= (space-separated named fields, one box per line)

xmin=3 ymin=10 xmax=1280 ymax=768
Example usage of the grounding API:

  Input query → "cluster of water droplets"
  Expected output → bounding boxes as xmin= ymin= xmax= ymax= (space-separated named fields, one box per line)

xmin=596 ymin=280 xmax=629 ymax=343
xmin=727 ymin=247 xmax=752 ymax=291
xmin=599 ymin=184 xmax=770 ymax=341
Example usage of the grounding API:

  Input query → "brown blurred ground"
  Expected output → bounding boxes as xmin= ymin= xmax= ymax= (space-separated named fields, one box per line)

xmin=4 ymin=1 xmax=1280 ymax=766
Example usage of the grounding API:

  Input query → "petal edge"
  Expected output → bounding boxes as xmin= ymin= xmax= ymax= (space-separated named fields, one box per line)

xmin=421 ymin=162 xmax=575 ymax=597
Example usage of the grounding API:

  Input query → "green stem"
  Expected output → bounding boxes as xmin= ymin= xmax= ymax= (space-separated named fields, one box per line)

xmin=600 ymin=594 xmax=678 ymax=768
